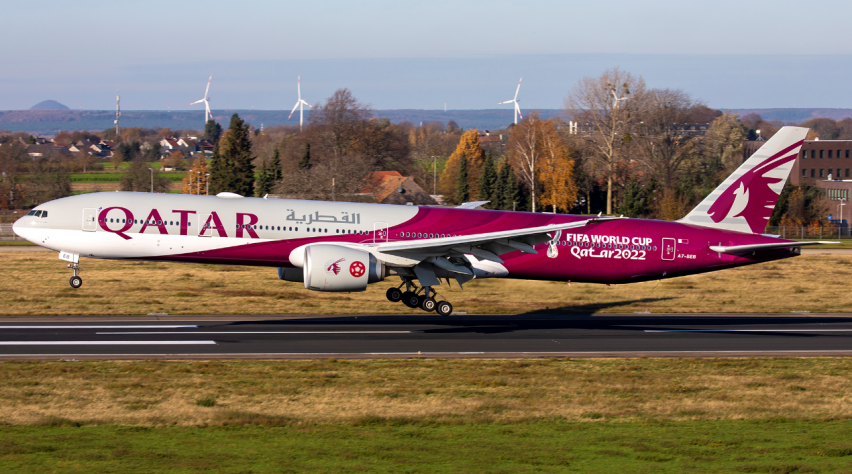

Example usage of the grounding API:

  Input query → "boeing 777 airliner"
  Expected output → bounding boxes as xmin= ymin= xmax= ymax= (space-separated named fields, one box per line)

xmin=13 ymin=126 xmax=833 ymax=316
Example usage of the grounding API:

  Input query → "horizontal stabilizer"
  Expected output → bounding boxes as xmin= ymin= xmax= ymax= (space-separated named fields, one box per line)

xmin=709 ymin=241 xmax=839 ymax=254
xmin=455 ymin=201 xmax=490 ymax=209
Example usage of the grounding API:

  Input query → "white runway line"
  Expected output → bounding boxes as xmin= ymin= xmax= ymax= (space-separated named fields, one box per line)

xmin=95 ymin=331 xmax=424 ymax=335
xmin=0 ymin=326 xmax=198 ymax=329
xmin=0 ymin=341 xmax=216 ymax=345
xmin=645 ymin=329 xmax=852 ymax=333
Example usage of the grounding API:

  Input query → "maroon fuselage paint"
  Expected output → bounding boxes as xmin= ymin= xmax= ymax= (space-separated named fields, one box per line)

xmin=147 ymin=206 xmax=797 ymax=284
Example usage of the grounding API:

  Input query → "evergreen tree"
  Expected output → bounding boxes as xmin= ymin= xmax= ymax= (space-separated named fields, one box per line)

xmin=492 ymin=162 xmax=506 ymax=210
xmin=204 ymin=119 xmax=223 ymax=144
xmin=220 ymin=113 xmax=255 ymax=196
xmin=270 ymin=148 xmax=283 ymax=181
xmin=455 ymin=156 xmax=469 ymax=204
xmin=207 ymin=142 xmax=229 ymax=195
xmin=298 ymin=143 xmax=312 ymax=170
xmin=256 ymin=159 xmax=273 ymax=197
xmin=477 ymin=151 xmax=498 ymax=208
xmin=502 ymin=163 xmax=520 ymax=211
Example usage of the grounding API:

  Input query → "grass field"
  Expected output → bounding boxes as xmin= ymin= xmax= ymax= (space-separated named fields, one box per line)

xmin=0 ymin=251 xmax=850 ymax=315
xmin=69 ymin=172 xmax=184 ymax=183
xmin=3 ymin=420 xmax=852 ymax=473
xmin=1 ymin=358 xmax=852 ymax=472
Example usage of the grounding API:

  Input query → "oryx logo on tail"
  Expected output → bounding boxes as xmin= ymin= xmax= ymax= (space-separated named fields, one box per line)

xmin=707 ymin=141 xmax=802 ymax=233
xmin=679 ymin=126 xmax=809 ymax=234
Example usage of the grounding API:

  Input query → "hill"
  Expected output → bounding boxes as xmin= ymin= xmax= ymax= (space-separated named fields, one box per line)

xmin=29 ymin=100 xmax=69 ymax=111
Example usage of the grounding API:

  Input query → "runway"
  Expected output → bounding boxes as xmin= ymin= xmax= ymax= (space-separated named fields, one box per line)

xmin=1 ymin=313 xmax=852 ymax=359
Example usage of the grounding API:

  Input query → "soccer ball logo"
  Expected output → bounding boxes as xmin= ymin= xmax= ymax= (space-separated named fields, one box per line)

xmin=349 ymin=261 xmax=366 ymax=278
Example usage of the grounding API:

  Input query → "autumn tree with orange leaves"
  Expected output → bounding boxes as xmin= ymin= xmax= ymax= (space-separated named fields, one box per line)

xmin=538 ymin=121 xmax=577 ymax=213
xmin=439 ymin=129 xmax=486 ymax=203
xmin=182 ymin=155 xmax=209 ymax=195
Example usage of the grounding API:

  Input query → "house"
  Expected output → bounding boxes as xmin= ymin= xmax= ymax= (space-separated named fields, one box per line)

xmin=359 ymin=171 xmax=438 ymax=206
xmin=26 ymin=144 xmax=71 ymax=158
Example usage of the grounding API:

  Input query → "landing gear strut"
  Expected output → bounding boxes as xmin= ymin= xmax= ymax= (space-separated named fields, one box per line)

xmin=68 ymin=263 xmax=82 ymax=289
xmin=386 ymin=279 xmax=453 ymax=315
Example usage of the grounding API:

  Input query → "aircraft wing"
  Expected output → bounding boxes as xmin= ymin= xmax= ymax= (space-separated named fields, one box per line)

xmin=709 ymin=241 xmax=839 ymax=254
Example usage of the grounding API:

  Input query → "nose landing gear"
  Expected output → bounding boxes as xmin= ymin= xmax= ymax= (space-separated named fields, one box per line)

xmin=68 ymin=263 xmax=82 ymax=288
xmin=386 ymin=279 xmax=454 ymax=316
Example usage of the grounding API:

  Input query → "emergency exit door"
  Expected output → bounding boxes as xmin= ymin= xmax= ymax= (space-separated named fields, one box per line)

xmin=662 ymin=238 xmax=676 ymax=261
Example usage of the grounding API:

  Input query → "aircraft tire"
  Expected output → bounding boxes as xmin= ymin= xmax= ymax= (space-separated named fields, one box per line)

xmin=401 ymin=291 xmax=420 ymax=308
xmin=386 ymin=287 xmax=402 ymax=302
xmin=420 ymin=296 xmax=436 ymax=312
xmin=436 ymin=301 xmax=452 ymax=317
xmin=69 ymin=276 xmax=83 ymax=289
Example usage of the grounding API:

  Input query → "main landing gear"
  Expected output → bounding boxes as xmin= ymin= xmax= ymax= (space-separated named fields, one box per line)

xmin=386 ymin=280 xmax=454 ymax=316
xmin=68 ymin=263 xmax=82 ymax=289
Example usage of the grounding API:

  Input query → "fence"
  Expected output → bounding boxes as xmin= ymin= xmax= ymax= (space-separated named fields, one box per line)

xmin=0 ymin=224 xmax=23 ymax=241
xmin=764 ymin=226 xmax=852 ymax=240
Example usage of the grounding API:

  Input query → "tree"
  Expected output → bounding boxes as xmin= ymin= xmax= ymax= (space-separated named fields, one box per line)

xmin=704 ymin=112 xmax=747 ymax=174
xmin=218 ymin=114 xmax=255 ymax=196
xmin=256 ymin=158 xmax=274 ymax=197
xmin=163 ymin=150 xmax=187 ymax=170
xmin=270 ymin=148 xmax=283 ymax=181
xmin=508 ymin=112 xmax=543 ymax=212
xmin=492 ymin=160 xmax=505 ymax=210
xmin=120 ymin=158 xmax=170 ymax=193
xmin=204 ymin=119 xmax=223 ymax=144
xmin=26 ymin=157 xmax=71 ymax=205
xmin=477 ymin=152 xmax=498 ymax=207
xmin=565 ymin=68 xmax=646 ymax=214
xmin=537 ymin=120 xmax=577 ymax=213
xmin=501 ymin=163 xmax=520 ymax=211
xmin=181 ymin=156 xmax=209 ymax=195
xmin=455 ymin=156 xmax=469 ymax=203
xmin=298 ymin=143 xmax=312 ymax=170
xmin=207 ymin=142 xmax=229 ymax=195
xmin=438 ymin=129 xmax=485 ymax=202
xmin=307 ymin=89 xmax=372 ymax=158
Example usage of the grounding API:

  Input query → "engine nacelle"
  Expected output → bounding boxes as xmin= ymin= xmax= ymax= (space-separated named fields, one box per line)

xmin=302 ymin=244 xmax=384 ymax=292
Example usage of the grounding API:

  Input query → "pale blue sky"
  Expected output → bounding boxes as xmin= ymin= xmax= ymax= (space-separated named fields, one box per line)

xmin=2 ymin=0 xmax=851 ymax=110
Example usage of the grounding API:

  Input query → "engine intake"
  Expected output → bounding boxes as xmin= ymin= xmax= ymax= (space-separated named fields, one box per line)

xmin=302 ymin=244 xmax=384 ymax=292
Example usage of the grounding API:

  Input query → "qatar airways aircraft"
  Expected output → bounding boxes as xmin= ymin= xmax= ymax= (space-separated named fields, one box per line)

xmin=13 ymin=126 xmax=833 ymax=316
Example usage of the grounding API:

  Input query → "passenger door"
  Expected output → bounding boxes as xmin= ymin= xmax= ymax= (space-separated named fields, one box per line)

xmin=82 ymin=208 xmax=97 ymax=232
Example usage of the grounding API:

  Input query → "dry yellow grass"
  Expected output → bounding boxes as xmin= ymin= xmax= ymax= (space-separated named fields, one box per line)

xmin=0 ymin=251 xmax=850 ymax=315
xmin=1 ymin=358 xmax=851 ymax=426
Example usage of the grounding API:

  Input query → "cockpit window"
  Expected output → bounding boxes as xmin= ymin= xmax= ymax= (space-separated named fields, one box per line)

xmin=34 ymin=210 xmax=42 ymax=217
xmin=41 ymin=211 xmax=47 ymax=218
xmin=26 ymin=211 xmax=35 ymax=216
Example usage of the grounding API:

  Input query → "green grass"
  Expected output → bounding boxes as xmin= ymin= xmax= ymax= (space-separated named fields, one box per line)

xmin=69 ymin=172 xmax=184 ymax=183
xmin=0 ymin=241 xmax=34 ymax=246
xmin=1 ymin=420 xmax=851 ymax=473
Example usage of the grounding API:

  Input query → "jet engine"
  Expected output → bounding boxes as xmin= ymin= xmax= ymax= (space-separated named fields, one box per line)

xmin=301 ymin=244 xmax=384 ymax=292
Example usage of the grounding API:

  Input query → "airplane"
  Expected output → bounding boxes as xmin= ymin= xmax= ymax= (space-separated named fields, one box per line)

xmin=13 ymin=126 xmax=834 ymax=316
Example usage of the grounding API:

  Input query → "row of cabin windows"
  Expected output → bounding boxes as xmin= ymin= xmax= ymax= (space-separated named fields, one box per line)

xmin=556 ymin=241 xmax=656 ymax=251
xmin=26 ymin=210 xmax=47 ymax=217
xmin=804 ymin=169 xmax=850 ymax=178
xmin=399 ymin=232 xmax=458 ymax=238
xmin=803 ymin=150 xmax=851 ymax=159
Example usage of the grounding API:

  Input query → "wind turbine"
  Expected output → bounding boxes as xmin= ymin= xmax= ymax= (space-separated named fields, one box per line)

xmin=190 ymin=75 xmax=213 ymax=125
xmin=288 ymin=75 xmax=313 ymax=132
xmin=498 ymin=77 xmax=523 ymax=124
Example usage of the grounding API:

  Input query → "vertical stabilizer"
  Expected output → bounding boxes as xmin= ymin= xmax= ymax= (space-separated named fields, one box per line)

xmin=679 ymin=126 xmax=808 ymax=234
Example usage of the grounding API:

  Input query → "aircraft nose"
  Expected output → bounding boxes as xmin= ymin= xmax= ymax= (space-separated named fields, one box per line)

xmin=12 ymin=216 xmax=31 ymax=241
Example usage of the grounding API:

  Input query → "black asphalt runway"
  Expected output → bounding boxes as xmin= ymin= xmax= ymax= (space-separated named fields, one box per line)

xmin=1 ymin=313 xmax=852 ymax=359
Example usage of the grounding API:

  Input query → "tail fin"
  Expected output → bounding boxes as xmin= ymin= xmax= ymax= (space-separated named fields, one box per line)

xmin=679 ymin=126 xmax=809 ymax=234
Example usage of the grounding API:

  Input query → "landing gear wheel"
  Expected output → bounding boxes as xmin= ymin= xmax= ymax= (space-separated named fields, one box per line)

xmin=69 ymin=276 xmax=83 ymax=289
xmin=420 ymin=296 xmax=436 ymax=312
xmin=402 ymin=291 xmax=420 ymax=308
xmin=436 ymin=301 xmax=453 ymax=317
xmin=386 ymin=287 xmax=402 ymax=302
